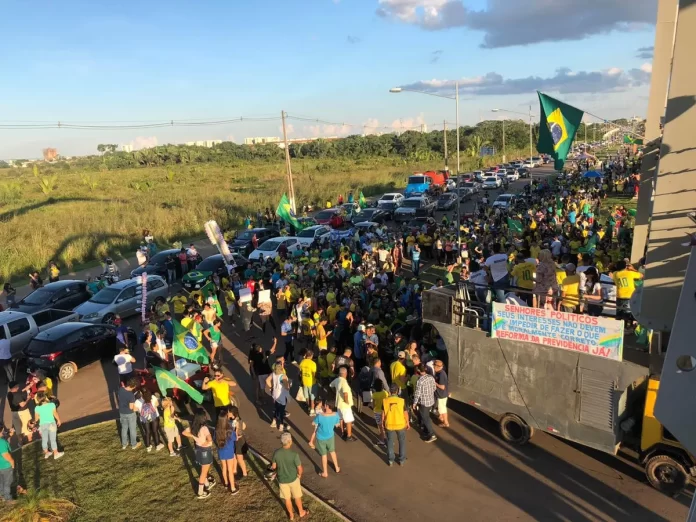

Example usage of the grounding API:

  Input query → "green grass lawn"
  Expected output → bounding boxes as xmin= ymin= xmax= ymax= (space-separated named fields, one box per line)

xmin=1 ymin=422 xmax=342 ymax=522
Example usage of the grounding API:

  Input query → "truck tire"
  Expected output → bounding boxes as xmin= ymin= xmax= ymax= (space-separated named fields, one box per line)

xmin=645 ymin=454 xmax=689 ymax=495
xmin=58 ymin=362 xmax=78 ymax=382
xmin=499 ymin=413 xmax=533 ymax=445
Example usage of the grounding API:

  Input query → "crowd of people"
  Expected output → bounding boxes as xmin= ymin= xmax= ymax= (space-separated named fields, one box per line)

xmin=0 ymin=147 xmax=647 ymax=518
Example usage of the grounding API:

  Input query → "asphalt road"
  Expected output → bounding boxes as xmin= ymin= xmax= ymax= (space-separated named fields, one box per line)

xmin=1 ymin=165 xmax=689 ymax=521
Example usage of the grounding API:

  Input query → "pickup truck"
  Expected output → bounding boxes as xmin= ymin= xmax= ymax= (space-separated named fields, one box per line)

xmin=393 ymin=196 xmax=436 ymax=221
xmin=0 ymin=309 xmax=79 ymax=358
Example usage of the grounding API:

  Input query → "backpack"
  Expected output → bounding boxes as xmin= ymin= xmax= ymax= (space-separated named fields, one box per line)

xmin=140 ymin=402 xmax=156 ymax=423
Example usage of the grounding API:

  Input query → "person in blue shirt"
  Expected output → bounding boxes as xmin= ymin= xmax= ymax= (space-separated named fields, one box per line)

xmin=568 ymin=209 xmax=577 ymax=225
xmin=353 ymin=326 xmax=366 ymax=362
xmin=162 ymin=312 xmax=174 ymax=345
xmin=411 ymin=244 xmax=421 ymax=277
xmin=308 ymin=400 xmax=341 ymax=478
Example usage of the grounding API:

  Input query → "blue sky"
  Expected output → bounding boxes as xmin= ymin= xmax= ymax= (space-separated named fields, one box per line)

xmin=0 ymin=0 xmax=656 ymax=158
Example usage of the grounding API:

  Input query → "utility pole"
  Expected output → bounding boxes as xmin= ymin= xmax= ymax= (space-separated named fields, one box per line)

xmin=281 ymin=111 xmax=296 ymax=214
xmin=529 ymin=104 xmax=534 ymax=187
xmin=502 ymin=118 xmax=506 ymax=163
xmin=443 ymin=120 xmax=448 ymax=172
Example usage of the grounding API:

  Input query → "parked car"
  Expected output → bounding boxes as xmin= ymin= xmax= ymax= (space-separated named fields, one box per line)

xmin=248 ymin=237 xmax=302 ymax=262
xmin=24 ymin=322 xmax=135 ymax=382
xmin=437 ymin=192 xmax=459 ymax=210
xmin=228 ymin=227 xmax=279 ymax=256
xmin=483 ymin=176 xmax=501 ymax=190
xmin=506 ymin=169 xmax=519 ymax=181
xmin=492 ymin=194 xmax=517 ymax=210
xmin=458 ymin=181 xmax=479 ymax=198
xmin=393 ymin=197 xmax=436 ymax=221
xmin=532 ymin=156 xmax=542 ymax=166
xmin=13 ymin=281 xmax=92 ymax=314
xmin=353 ymin=222 xmax=380 ymax=234
xmin=74 ymin=276 xmax=169 ymax=324
xmin=473 ymin=171 xmax=485 ymax=182
xmin=314 ymin=209 xmax=339 ymax=226
xmin=517 ymin=167 xmax=530 ymax=178
xmin=455 ymin=187 xmax=472 ymax=201
xmin=459 ymin=173 xmax=474 ymax=182
xmin=354 ymin=208 xmax=388 ymax=224
xmin=130 ymin=248 xmax=183 ymax=279
xmin=295 ymin=225 xmax=332 ymax=246
xmin=376 ymin=193 xmax=404 ymax=217
xmin=182 ymin=253 xmax=248 ymax=292
xmin=0 ymin=309 xmax=79 ymax=358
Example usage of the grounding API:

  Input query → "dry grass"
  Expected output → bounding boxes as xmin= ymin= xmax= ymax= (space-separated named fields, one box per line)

xmin=0 ymin=152 xmax=522 ymax=282
xmin=2 ymin=421 xmax=342 ymax=522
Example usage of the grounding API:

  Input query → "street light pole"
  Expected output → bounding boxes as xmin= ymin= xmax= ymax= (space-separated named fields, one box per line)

xmin=502 ymin=117 xmax=506 ymax=163
xmin=443 ymin=120 xmax=448 ymax=172
xmin=529 ymin=104 xmax=533 ymax=188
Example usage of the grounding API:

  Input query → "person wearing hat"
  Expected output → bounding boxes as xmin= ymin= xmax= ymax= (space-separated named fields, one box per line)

xmin=558 ymin=263 xmax=581 ymax=313
xmin=383 ymin=383 xmax=409 ymax=466
xmin=390 ymin=351 xmax=408 ymax=396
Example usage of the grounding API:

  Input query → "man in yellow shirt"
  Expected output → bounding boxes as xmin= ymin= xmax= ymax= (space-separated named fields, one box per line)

xmin=202 ymin=369 xmax=237 ymax=418
xmin=390 ymin=352 xmax=408 ymax=395
xmin=316 ymin=317 xmax=329 ymax=351
xmin=510 ymin=254 xmax=536 ymax=306
xmin=558 ymin=263 xmax=581 ymax=313
xmin=327 ymin=302 xmax=341 ymax=324
xmin=612 ymin=260 xmax=643 ymax=327
xmin=298 ymin=350 xmax=318 ymax=416
xmin=170 ymin=291 xmax=188 ymax=316
xmin=382 ymin=383 xmax=410 ymax=466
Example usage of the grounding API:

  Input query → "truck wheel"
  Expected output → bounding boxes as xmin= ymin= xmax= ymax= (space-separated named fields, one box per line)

xmin=645 ymin=454 xmax=689 ymax=495
xmin=58 ymin=362 xmax=77 ymax=382
xmin=499 ymin=413 xmax=533 ymax=445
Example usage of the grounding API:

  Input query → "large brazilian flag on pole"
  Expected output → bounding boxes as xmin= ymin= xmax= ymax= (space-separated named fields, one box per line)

xmin=276 ymin=194 xmax=304 ymax=231
xmin=536 ymin=92 xmax=584 ymax=171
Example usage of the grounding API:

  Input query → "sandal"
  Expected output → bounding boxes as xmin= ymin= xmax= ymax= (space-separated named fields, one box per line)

xmin=300 ymin=509 xmax=310 ymax=518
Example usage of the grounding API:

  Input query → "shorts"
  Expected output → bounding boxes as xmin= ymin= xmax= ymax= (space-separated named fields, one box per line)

xmin=315 ymin=437 xmax=335 ymax=456
xmin=373 ymin=411 xmax=383 ymax=427
xmin=12 ymin=409 xmax=32 ymax=437
xmin=303 ymin=385 xmax=318 ymax=401
xmin=235 ymin=439 xmax=249 ymax=456
xmin=437 ymin=397 xmax=448 ymax=414
xmin=195 ymin=446 xmax=214 ymax=466
xmin=211 ymin=341 xmax=219 ymax=350
xmin=338 ymin=406 xmax=354 ymax=424
xmin=164 ymin=425 xmax=180 ymax=442
xmin=279 ymin=477 xmax=303 ymax=500
xmin=227 ymin=304 xmax=236 ymax=316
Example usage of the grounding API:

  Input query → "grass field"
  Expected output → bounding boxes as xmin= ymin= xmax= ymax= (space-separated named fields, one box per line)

xmin=1 ymin=422 xmax=342 ymax=522
xmin=0 ymin=150 xmax=531 ymax=283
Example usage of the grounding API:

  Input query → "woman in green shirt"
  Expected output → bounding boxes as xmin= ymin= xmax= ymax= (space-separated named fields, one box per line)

xmin=34 ymin=393 xmax=64 ymax=460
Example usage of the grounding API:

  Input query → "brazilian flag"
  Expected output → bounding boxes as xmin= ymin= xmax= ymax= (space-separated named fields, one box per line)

xmin=536 ymin=92 xmax=584 ymax=171
xmin=172 ymin=319 xmax=209 ymax=364
xmin=275 ymin=194 xmax=304 ymax=231
xmin=623 ymin=135 xmax=644 ymax=145
xmin=507 ymin=217 xmax=524 ymax=235
xmin=153 ymin=366 xmax=205 ymax=404
xmin=358 ymin=191 xmax=367 ymax=209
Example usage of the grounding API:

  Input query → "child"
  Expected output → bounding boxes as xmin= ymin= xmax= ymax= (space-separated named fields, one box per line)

xmin=162 ymin=397 xmax=182 ymax=456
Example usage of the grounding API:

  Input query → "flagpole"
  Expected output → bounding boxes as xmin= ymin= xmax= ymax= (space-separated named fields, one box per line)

xmin=281 ymin=110 xmax=297 ymax=214
xmin=529 ymin=105 xmax=533 ymax=187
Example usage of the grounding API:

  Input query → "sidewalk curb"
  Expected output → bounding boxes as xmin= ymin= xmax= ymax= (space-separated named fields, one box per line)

xmin=248 ymin=446 xmax=354 ymax=522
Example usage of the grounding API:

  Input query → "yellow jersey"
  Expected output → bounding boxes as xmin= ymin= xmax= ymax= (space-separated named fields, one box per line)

xmin=613 ymin=270 xmax=642 ymax=299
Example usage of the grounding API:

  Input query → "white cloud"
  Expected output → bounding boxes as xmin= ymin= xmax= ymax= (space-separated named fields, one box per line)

xmin=279 ymin=123 xmax=295 ymax=136
xmin=399 ymin=66 xmax=651 ymax=97
xmin=130 ymin=136 xmax=158 ymax=150
xmin=363 ymin=118 xmax=381 ymax=135
xmin=304 ymin=124 xmax=352 ymax=138
xmin=640 ymin=62 xmax=652 ymax=73
xmin=390 ymin=114 xmax=426 ymax=132
xmin=376 ymin=0 xmax=656 ymax=48
xmin=226 ymin=134 xmax=237 ymax=143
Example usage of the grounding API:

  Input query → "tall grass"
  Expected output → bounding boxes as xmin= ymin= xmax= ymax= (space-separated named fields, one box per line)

xmin=0 ymin=152 xmax=522 ymax=282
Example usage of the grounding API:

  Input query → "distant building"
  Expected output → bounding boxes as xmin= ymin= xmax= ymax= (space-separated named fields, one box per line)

xmin=121 ymin=144 xmax=134 ymax=153
xmin=42 ymin=148 xmax=58 ymax=161
xmin=244 ymin=137 xmax=281 ymax=145
xmin=183 ymin=140 xmax=222 ymax=148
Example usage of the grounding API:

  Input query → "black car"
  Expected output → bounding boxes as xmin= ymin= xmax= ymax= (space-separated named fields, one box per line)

xmin=436 ymin=193 xmax=459 ymax=210
xmin=228 ymin=227 xmax=279 ymax=257
xmin=24 ymin=322 xmax=134 ymax=381
xmin=517 ymin=167 xmax=530 ymax=178
xmin=354 ymin=208 xmax=388 ymax=224
xmin=13 ymin=280 xmax=91 ymax=314
xmin=130 ymin=248 xmax=183 ymax=279
xmin=181 ymin=253 xmax=249 ymax=292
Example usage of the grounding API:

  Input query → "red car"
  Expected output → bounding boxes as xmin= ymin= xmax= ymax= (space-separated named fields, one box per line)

xmin=314 ymin=209 xmax=338 ymax=226
xmin=135 ymin=361 xmax=210 ymax=403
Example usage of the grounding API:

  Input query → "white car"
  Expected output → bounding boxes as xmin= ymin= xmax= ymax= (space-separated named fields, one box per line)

xmin=354 ymin=221 xmax=380 ymax=233
xmin=483 ymin=176 xmax=501 ymax=190
xmin=377 ymin=193 xmax=404 ymax=216
xmin=523 ymin=160 xmax=535 ymax=168
xmin=295 ymin=225 xmax=331 ymax=246
xmin=248 ymin=237 xmax=302 ymax=261
xmin=492 ymin=194 xmax=516 ymax=210
xmin=506 ymin=169 xmax=519 ymax=181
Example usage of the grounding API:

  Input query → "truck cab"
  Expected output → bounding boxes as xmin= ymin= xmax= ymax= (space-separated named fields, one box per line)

xmin=404 ymin=174 xmax=432 ymax=197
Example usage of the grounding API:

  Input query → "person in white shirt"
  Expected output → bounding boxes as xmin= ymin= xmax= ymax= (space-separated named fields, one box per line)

xmin=135 ymin=247 xmax=148 ymax=268
xmin=550 ymin=236 xmax=562 ymax=259
xmin=114 ymin=346 xmax=136 ymax=383
xmin=467 ymin=260 xmax=490 ymax=303
xmin=484 ymin=244 xmax=510 ymax=302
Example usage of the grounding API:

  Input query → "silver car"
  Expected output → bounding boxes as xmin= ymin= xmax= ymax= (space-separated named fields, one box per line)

xmin=74 ymin=276 xmax=169 ymax=324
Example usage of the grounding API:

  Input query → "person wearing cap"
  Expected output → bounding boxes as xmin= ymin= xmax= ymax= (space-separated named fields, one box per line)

xmin=558 ymin=262 xmax=581 ymax=313
xmin=383 ymin=383 xmax=409 ymax=466
xmin=390 ymin=352 xmax=408 ymax=395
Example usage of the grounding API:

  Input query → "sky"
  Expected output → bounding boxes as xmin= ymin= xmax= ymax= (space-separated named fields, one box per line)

xmin=0 ymin=0 xmax=657 ymax=158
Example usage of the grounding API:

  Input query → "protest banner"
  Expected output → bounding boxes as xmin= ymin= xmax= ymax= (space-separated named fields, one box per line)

xmin=258 ymin=289 xmax=271 ymax=304
xmin=239 ymin=288 xmax=252 ymax=304
xmin=491 ymin=303 xmax=624 ymax=361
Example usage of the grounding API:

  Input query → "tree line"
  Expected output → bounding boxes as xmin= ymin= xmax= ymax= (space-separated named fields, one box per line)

xmin=3 ymin=119 xmax=623 ymax=172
